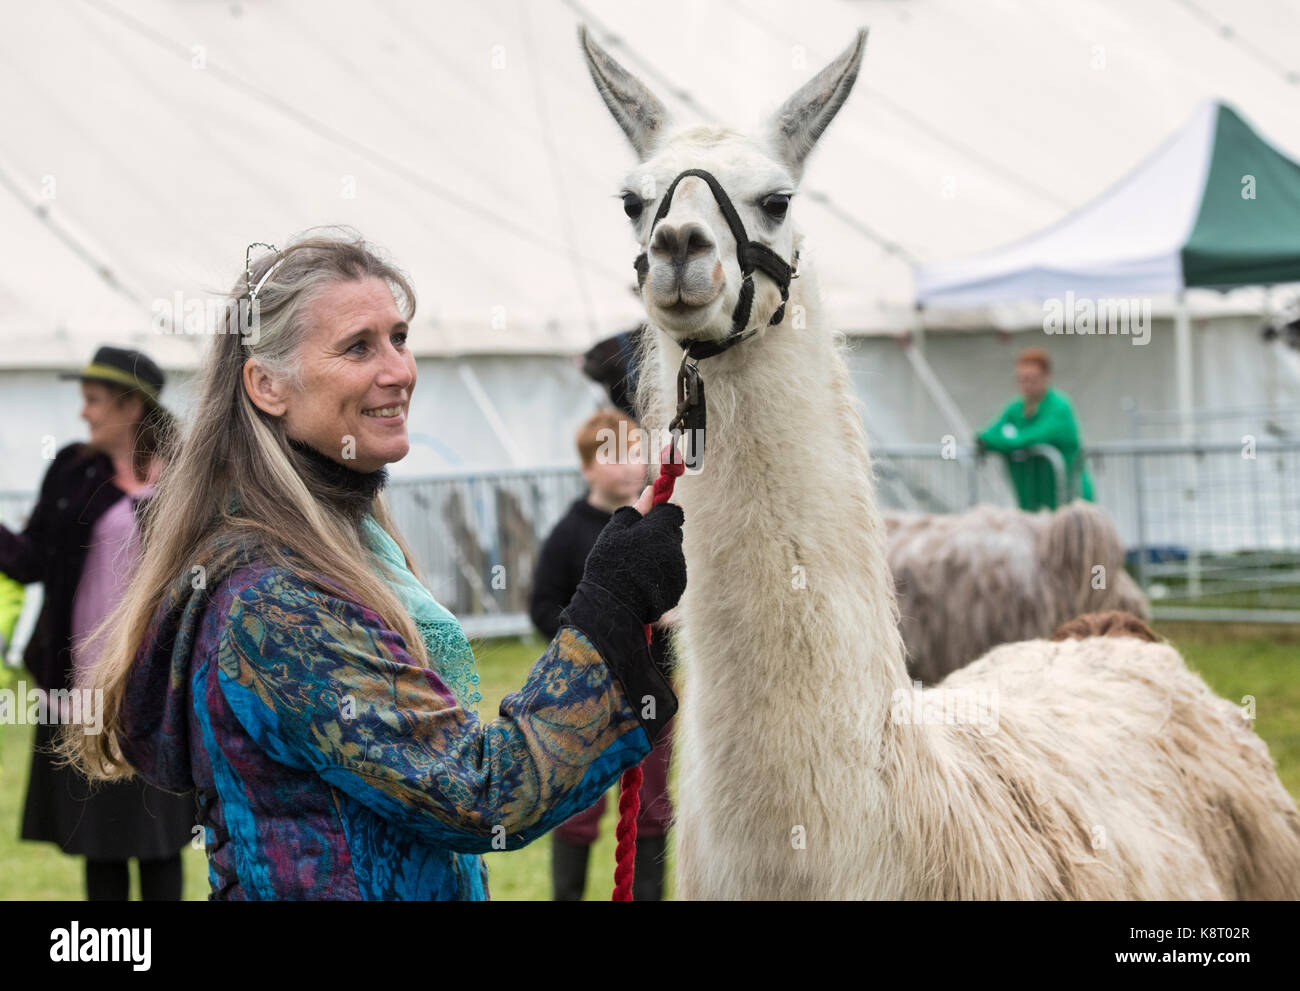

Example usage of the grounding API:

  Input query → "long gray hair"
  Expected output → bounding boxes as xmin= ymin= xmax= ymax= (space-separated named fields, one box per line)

xmin=69 ymin=228 xmax=431 ymax=779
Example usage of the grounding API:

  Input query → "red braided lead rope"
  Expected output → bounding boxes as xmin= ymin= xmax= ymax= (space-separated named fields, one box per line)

xmin=612 ymin=445 xmax=686 ymax=901
xmin=611 ymin=765 xmax=642 ymax=900
xmin=648 ymin=447 xmax=686 ymax=511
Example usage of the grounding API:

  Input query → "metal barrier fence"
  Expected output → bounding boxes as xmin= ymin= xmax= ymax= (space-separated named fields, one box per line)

xmin=1126 ymin=402 xmax=1300 ymax=444
xmin=1084 ymin=439 xmax=1300 ymax=622
xmin=870 ymin=443 xmax=1077 ymax=513
xmin=265 ymin=437 xmax=1299 ymax=627
xmin=870 ymin=439 xmax=1300 ymax=622
xmin=2 ymin=437 xmax=1298 ymax=632
xmin=381 ymin=467 xmax=589 ymax=637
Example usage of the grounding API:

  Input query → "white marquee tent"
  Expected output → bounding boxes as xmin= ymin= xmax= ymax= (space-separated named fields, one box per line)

xmin=3 ymin=0 xmax=1300 ymax=494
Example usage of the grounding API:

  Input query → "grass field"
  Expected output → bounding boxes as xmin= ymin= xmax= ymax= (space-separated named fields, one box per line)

xmin=1 ymin=621 xmax=1295 ymax=900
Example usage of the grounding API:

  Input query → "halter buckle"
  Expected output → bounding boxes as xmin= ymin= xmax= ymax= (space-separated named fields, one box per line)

xmin=674 ymin=351 xmax=700 ymax=415
xmin=668 ymin=352 xmax=706 ymax=468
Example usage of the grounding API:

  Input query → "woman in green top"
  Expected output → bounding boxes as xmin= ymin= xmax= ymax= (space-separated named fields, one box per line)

xmin=977 ymin=347 xmax=1094 ymax=511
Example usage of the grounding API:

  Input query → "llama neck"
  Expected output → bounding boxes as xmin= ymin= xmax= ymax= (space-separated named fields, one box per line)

xmin=651 ymin=267 xmax=915 ymax=747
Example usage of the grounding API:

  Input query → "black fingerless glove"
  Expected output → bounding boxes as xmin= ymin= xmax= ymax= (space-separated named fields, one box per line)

xmin=582 ymin=502 xmax=687 ymax=624
xmin=558 ymin=502 xmax=687 ymax=744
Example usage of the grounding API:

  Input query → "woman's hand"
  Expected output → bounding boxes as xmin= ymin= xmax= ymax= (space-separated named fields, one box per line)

xmin=631 ymin=483 xmax=654 ymax=516
xmin=556 ymin=484 xmax=684 ymax=744
xmin=577 ymin=485 xmax=686 ymax=626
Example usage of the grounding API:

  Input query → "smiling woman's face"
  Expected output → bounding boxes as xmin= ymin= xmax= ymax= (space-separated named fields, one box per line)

xmin=273 ymin=277 xmax=416 ymax=472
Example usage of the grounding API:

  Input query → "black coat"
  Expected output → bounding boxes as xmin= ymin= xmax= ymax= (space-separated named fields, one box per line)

xmin=3 ymin=443 xmax=194 ymax=860
xmin=0 ymin=443 xmax=131 ymax=690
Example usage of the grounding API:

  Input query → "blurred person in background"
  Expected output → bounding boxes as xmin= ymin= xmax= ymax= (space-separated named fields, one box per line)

xmin=0 ymin=555 xmax=22 ymax=663
xmin=0 ymin=345 xmax=193 ymax=900
xmin=977 ymin=347 xmax=1094 ymax=511
xmin=530 ymin=408 xmax=678 ymax=901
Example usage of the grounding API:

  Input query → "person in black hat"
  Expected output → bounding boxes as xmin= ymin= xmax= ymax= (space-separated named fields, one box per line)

xmin=0 ymin=345 xmax=194 ymax=899
xmin=57 ymin=346 xmax=171 ymax=487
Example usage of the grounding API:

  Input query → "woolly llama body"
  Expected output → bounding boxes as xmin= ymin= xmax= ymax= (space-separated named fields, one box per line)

xmin=885 ymin=502 xmax=1149 ymax=683
xmin=579 ymin=26 xmax=1300 ymax=899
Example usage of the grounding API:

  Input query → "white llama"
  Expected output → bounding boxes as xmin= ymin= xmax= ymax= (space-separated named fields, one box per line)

xmin=579 ymin=26 xmax=1300 ymax=899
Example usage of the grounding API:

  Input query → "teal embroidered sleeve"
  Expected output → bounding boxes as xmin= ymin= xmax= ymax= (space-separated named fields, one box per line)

xmin=215 ymin=568 xmax=651 ymax=854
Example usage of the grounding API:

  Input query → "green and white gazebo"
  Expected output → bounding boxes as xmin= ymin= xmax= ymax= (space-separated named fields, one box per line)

xmin=915 ymin=100 xmax=1300 ymax=427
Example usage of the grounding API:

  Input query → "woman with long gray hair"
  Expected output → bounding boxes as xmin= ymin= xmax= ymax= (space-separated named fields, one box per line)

xmin=63 ymin=229 xmax=685 ymax=900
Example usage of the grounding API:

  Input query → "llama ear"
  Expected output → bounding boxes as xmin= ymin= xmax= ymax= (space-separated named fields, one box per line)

xmin=768 ymin=29 xmax=868 ymax=175
xmin=578 ymin=25 xmax=669 ymax=160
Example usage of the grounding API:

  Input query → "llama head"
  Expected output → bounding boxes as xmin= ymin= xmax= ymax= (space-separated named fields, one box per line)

xmin=579 ymin=26 xmax=866 ymax=347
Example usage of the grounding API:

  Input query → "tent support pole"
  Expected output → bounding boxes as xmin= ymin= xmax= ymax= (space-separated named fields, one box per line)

xmin=904 ymin=305 xmax=972 ymax=442
xmin=1174 ymin=291 xmax=1194 ymax=441
xmin=458 ymin=361 xmax=527 ymax=467
xmin=1174 ymin=291 xmax=1202 ymax=597
xmin=911 ymin=304 xmax=928 ymax=436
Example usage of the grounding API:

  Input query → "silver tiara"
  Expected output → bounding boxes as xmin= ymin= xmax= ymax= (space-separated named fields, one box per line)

xmin=245 ymin=242 xmax=285 ymax=301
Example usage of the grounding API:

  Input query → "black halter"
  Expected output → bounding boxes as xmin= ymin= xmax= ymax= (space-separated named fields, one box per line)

xmin=633 ymin=168 xmax=799 ymax=361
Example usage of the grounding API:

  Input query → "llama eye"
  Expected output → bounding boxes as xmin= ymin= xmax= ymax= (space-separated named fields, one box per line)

xmin=761 ymin=193 xmax=790 ymax=221
xmin=622 ymin=192 xmax=644 ymax=220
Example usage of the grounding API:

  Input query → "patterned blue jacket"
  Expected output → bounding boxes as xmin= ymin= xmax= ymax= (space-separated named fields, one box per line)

xmin=118 ymin=545 xmax=676 ymax=900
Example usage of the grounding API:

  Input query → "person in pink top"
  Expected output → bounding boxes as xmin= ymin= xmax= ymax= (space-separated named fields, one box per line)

xmin=0 ymin=346 xmax=194 ymax=899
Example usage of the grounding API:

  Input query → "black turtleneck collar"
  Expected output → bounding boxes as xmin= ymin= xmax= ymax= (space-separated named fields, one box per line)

xmin=286 ymin=436 xmax=389 ymax=519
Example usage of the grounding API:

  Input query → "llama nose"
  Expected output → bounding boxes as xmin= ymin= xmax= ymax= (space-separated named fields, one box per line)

xmin=650 ymin=221 xmax=716 ymax=269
